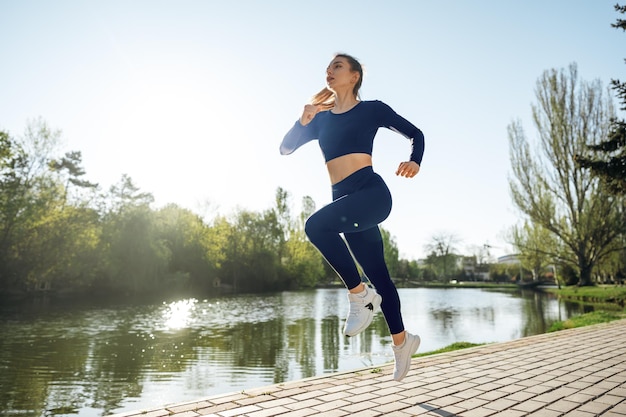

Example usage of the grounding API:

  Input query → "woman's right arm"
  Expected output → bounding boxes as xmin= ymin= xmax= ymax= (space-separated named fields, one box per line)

xmin=279 ymin=105 xmax=321 ymax=155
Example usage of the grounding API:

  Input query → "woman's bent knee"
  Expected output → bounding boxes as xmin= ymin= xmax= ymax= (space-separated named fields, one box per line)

xmin=304 ymin=214 xmax=322 ymax=243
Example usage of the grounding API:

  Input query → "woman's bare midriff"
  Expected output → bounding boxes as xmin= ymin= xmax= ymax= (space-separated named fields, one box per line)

xmin=326 ymin=153 xmax=373 ymax=185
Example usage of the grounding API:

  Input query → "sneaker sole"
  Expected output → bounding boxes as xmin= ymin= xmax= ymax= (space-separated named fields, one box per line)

xmin=343 ymin=293 xmax=382 ymax=337
xmin=393 ymin=335 xmax=421 ymax=382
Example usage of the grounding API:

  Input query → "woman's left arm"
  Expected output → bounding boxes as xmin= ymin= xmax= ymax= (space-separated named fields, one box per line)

xmin=377 ymin=101 xmax=425 ymax=178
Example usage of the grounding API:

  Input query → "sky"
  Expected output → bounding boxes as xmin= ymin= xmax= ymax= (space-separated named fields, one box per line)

xmin=0 ymin=1 xmax=623 ymax=261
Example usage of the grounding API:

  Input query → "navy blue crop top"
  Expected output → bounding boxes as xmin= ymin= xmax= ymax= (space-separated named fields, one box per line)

xmin=280 ymin=100 xmax=424 ymax=165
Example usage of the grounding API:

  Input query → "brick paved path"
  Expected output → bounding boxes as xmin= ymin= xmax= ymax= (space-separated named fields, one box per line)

xmin=110 ymin=319 xmax=626 ymax=417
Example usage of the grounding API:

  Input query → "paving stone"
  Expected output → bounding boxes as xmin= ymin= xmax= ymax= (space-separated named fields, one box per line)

xmin=490 ymin=410 xmax=527 ymax=417
xmin=610 ymin=400 xmax=626 ymax=413
xmin=602 ymin=412 xmax=626 ymax=417
xmin=310 ymin=399 xmax=351 ymax=413
xmin=457 ymin=406 xmax=498 ymax=416
xmin=310 ymin=410 xmax=350 ymax=417
xmin=284 ymin=398 xmax=324 ymax=411
xmin=275 ymin=409 xmax=318 ymax=417
xmin=544 ymin=399 xmax=581 ymax=414
xmin=219 ymin=405 xmax=262 ymax=416
xmin=525 ymin=408 xmax=562 ymax=417
xmin=503 ymin=391 xmax=536 ymax=402
xmin=167 ymin=402 xmax=213 ymax=413
xmin=510 ymin=399 xmax=546 ymax=413
xmin=453 ymin=397 xmax=491 ymax=411
xmin=371 ymin=400 xmax=411 ymax=414
xmin=577 ymin=399 xmax=615 ymax=415
xmin=339 ymin=399 xmax=377 ymax=414
xmin=561 ymin=410 xmax=596 ymax=417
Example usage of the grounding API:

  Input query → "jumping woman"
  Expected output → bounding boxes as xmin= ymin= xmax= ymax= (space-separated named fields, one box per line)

xmin=280 ymin=53 xmax=425 ymax=381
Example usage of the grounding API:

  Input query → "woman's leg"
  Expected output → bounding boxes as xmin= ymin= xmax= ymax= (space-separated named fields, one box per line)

xmin=344 ymin=228 xmax=404 ymax=335
xmin=305 ymin=170 xmax=420 ymax=380
xmin=304 ymin=182 xmax=392 ymax=290
xmin=346 ymin=226 xmax=420 ymax=381
xmin=305 ymin=173 xmax=399 ymax=336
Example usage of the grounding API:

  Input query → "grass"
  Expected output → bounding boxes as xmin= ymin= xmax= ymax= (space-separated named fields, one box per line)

xmin=542 ymin=285 xmax=626 ymax=332
xmin=544 ymin=284 xmax=626 ymax=307
xmin=547 ymin=310 xmax=625 ymax=332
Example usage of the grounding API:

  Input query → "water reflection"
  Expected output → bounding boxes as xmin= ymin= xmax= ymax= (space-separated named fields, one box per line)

xmin=163 ymin=299 xmax=197 ymax=330
xmin=0 ymin=288 xmax=590 ymax=416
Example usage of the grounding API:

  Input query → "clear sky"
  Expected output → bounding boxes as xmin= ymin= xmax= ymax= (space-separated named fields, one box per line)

xmin=0 ymin=1 xmax=623 ymax=261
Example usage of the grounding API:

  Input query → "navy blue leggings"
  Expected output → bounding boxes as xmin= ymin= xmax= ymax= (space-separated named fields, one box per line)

xmin=304 ymin=166 xmax=404 ymax=335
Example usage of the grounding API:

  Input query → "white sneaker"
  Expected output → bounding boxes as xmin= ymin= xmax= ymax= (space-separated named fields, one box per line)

xmin=392 ymin=332 xmax=421 ymax=381
xmin=343 ymin=287 xmax=382 ymax=337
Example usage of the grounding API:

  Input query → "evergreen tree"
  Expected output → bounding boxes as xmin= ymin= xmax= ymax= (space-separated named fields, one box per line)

xmin=576 ymin=4 xmax=626 ymax=195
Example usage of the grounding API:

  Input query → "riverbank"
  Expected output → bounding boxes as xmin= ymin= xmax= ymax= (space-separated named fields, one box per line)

xmin=544 ymin=284 xmax=626 ymax=308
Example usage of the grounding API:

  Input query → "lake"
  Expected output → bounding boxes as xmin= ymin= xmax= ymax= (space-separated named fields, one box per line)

xmin=0 ymin=287 xmax=589 ymax=416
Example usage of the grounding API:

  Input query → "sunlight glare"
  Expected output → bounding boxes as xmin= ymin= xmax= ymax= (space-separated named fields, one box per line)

xmin=163 ymin=298 xmax=197 ymax=330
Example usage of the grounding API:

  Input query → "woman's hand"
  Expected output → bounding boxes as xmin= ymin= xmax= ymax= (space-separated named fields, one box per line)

xmin=396 ymin=161 xmax=420 ymax=178
xmin=300 ymin=104 xmax=321 ymax=126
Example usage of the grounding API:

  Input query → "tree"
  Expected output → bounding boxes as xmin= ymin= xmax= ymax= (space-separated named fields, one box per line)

xmin=281 ymin=195 xmax=326 ymax=288
xmin=98 ymin=176 xmax=166 ymax=294
xmin=106 ymin=174 xmax=154 ymax=215
xmin=49 ymin=150 xmax=98 ymax=207
xmin=154 ymin=204 xmax=218 ymax=292
xmin=0 ymin=120 xmax=70 ymax=291
xmin=508 ymin=63 xmax=626 ymax=286
xmin=0 ymin=130 xmax=28 ymax=288
xmin=424 ymin=232 xmax=460 ymax=280
xmin=380 ymin=227 xmax=399 ymax=278
xmin=576 ymin=4 xmax=626 ymax=195
xmin=510 ymin=221 xmax=560 ymax=282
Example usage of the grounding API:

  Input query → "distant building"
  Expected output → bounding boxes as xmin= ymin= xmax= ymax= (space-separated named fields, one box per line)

xmin=457 ymin=256 xmax=490 ymax=281
xmin=497 ymin=254 xmax=520 ymax=265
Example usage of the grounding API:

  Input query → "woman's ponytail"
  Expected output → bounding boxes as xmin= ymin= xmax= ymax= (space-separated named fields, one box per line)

xmin=310 ymin=87 xmax=335 ymax=110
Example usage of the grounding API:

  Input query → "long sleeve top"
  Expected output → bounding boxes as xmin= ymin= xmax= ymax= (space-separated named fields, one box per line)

xmin=280 ymin=100 xmax=425 ymax=165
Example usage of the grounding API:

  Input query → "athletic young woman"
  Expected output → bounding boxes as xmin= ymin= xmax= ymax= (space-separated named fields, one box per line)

xmin=279 ymin=53 xmax=425 ymax=381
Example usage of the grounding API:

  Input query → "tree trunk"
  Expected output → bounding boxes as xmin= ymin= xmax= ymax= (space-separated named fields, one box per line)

xmin=579 ymin=263 xmax=593 ymax=286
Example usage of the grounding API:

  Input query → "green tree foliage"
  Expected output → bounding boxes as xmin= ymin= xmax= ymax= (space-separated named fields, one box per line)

xmin=576 ymin=4 xmax=626 ymax=196
xmin=380 ymin=227 xmax=399 ymax=278
xmin=508 ymin=64 xmax=626 ymax=286
xmin=278 ymin=193 xmax=326 ymax=289
xmin=0 ymin=130 xmax=28 ymax=289
xmin=0 ymin=119 xmax=414 ymax=297
xmin=154 ymin=204 xmax=220 ymax=292
xmin=395 ymin=258 xmax=423 ymax=283
xmin=0 ymin=119 xmax=97 ymax=290
xmin=49 ymin=150 xmax=98 ymax=207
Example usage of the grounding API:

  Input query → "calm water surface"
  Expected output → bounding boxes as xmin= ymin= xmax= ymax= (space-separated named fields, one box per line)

xmin=0 ymin=287 xmax=589 ymax=416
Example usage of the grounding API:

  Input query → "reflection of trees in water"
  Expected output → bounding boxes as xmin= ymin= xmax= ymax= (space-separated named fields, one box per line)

xmin=520 ymin=290 xmax=549 ymax=336
xmin=519 ymin=290 xmax=593 ymax=337
xmin=224 ymin=319 xmax=285 ymax=368
xmin=287 ymin=318 xmax=316 ymax=378
xmin=0 ymin=318 xmax=202 ymax=415
xmin=321 ymin=316 xmax=340 ymax=371
xmin=0 ymin=330 xmax=91 ymax=415
xmin=430 ymin=308 xmax=460 ymax=332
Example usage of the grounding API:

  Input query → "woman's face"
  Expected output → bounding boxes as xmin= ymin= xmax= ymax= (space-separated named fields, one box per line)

xmin=326 ymin=56 xmax=358 ymax=91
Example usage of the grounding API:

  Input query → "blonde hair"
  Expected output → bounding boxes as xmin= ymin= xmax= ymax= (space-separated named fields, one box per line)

xmin=311 ymin=53 xmax=363 ymax=110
